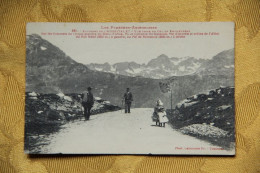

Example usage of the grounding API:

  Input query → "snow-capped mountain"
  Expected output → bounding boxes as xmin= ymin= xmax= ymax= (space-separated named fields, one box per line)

xmin=86 ymin=48 xmax=234 ymax=79
xmin=86 ymin=54 xmax=206 ymax=79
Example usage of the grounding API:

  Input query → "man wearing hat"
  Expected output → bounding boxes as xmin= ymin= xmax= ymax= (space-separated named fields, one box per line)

xmin=123 ymin=88 xmax=133 ymax=113
xmin=82 ymin=87 xmax=94 ymax=120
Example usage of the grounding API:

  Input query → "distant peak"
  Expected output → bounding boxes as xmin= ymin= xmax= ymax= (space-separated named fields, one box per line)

xmin=212 ymin=48 xmax=234 ymax=60
xmin=157 ymin=54 xmax=169 ymax=59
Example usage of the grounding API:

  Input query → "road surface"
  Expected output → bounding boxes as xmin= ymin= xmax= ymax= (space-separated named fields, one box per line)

xmin=41 ymin=108 xmax=234 ymax=155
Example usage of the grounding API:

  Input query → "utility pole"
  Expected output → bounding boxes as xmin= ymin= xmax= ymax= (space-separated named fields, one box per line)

xmin=159 ymin=78 xmax=175 ymax=112
xmin=170 ymin=79 xmax=175 ymax=113
xmin=170 ymin=88 xmax=172 ymax=112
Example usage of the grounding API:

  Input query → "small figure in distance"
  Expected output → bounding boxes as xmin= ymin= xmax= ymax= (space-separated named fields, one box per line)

xmin=123 ymin=88 xmax=133 ymax=114
xmin=81 ymin=87 xmax=94 ymax=121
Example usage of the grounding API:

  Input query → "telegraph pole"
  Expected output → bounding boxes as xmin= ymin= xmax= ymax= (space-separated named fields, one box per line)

xmin=170 ymin=79 xmax=175 ymax=113
xmin=170 ymin=88 xmax=172 ymax=112
xmin=159 ymin=78 xmax=175 ymax=113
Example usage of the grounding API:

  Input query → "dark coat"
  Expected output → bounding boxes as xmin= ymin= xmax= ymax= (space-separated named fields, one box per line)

xmin=82 ymin=91 xmax=94 ymax=106
xmin=123 ymin=92 xmax=133 ymax=103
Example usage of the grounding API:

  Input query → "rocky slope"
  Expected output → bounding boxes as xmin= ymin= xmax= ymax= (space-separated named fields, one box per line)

xmin=167 ymin=87 xmax=235 ymax=149
xmin=25 ymin=91 xmax=120 ymax=122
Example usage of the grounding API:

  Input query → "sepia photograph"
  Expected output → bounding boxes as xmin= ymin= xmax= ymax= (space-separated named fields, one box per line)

xmin=25 ymin=22 xmax=235 ymax=155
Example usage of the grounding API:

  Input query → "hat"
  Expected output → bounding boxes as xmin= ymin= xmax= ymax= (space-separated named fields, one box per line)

xmin=157 ymin=100 xmax=163 ymax=106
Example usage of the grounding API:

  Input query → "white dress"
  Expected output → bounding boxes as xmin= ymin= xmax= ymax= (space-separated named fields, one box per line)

xmin=158 ymin=111 xmax=169 ymax=123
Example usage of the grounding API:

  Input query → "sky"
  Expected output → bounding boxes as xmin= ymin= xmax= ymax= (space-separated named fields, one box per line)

xmin=27 ymin=22 xmax=234 ymax=65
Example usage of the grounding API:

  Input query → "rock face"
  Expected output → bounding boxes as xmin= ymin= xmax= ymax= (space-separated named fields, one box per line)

xmin=26 ymin=34 xmax=234 ymax=108
xmin=167 ymin=87 xmax=235 ymax=148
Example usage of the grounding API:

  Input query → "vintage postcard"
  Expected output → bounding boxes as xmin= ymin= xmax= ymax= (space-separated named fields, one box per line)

xmin=25 ymin=22 xmax=235 ymax=155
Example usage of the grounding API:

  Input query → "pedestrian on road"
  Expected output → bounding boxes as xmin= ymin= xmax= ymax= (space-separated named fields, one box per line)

xmin=123 ymin=88 xmax=133 ymax=113
xmin=81 ymin=87 xmax=94 ymax=120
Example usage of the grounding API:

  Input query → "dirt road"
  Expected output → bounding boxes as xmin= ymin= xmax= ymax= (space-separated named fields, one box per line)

xmin=41 ymin=108 xmax=234 ymax=155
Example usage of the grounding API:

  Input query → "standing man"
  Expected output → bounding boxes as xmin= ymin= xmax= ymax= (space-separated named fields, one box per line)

xmin=82 ymin=87 xmax=94 ymax=120
xmin=123 ymin=88 xmax=133 ymax=113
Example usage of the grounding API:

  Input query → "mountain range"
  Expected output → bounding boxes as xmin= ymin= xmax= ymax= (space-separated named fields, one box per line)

xmin=26 ymin=34 xmax=234 ymax=108
xmin=86 ymin=50 xmax=234 ymax=79
xmin=87 ymin=55 xmax=206 ymax=79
